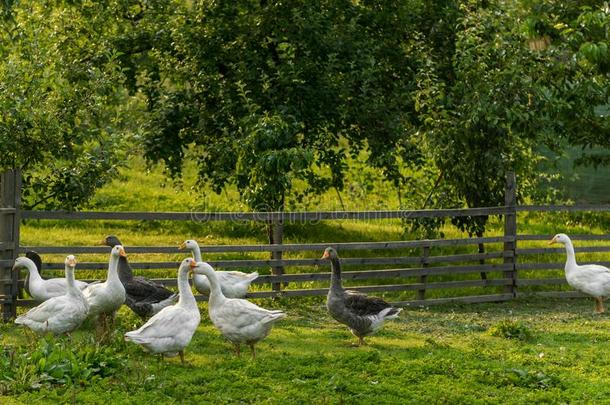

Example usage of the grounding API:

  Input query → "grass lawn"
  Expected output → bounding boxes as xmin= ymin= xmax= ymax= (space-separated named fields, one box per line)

xmin=3 ymin=296 xmax=610 ymax=404
xmin=4 ymin=155 xmax=610 ymax=403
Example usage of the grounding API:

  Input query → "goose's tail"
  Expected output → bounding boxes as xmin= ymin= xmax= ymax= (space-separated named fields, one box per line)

xmin=262 ymin=309 xmax=286 ymax=325
xmin=370 ymin=307 xmax=402 ymax=332
xmin=381 ymin=306 xmax=402 ymax=320
xmin=150 ymin=293 xmax=179 ymax=315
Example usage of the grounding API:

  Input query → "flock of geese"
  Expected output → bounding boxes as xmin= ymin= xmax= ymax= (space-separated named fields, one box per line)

xmin=12 ymin=237 xmax=402 ymax=361
xmin=11 ymin=232 xmax=610 ymax=361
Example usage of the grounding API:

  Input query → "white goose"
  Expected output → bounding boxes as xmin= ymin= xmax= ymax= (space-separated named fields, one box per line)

xmin=15 ymin=255 xmax=89 ymax=334
xmin=124 ymin=258 xmax=201 ymax=363
xmin=550 ymin=233 xmax=610 ymax=313
xmin=193 ymin=261 xmax=285 ymax=358
xmin=13 ymin=256 xmax=88 ymax=301
xmin=180 ymin=239 xmax=258 ymax=298
xmin=83 ymin=245 xmax=127 ymax=329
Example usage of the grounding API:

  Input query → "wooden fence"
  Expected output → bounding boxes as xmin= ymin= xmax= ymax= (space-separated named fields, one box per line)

xmin=1 ymin=170 xmax=610 ymax=320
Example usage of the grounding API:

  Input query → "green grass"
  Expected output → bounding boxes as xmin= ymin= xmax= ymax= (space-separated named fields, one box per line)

xmin=3 ymin=297 xmax=610 ymax=403
xmin=5 ymin=155 xmax=610 ymax=403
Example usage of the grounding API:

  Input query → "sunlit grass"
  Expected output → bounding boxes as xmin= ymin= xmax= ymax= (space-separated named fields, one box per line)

xmin=4 ymin=298 xmax=610 ymax=403
xmin=6 ymin=156 xmax=610 ymax=403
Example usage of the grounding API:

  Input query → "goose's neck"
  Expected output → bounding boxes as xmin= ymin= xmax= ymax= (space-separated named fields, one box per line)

xmin=177 ymin=267 xmax=196 ymax=307
xmin=65 ymin=266 xmax=79 ymax=296
xmin=107 ymin=255 xmax=121 ymax=284
xmin=563 ymin=239 xmax=578 ymax=270
xmin=204 ymin=268 xmax=225 ymax=304
xmin=329 ymin=257 xmax=343 ymax=291
xmin=25 ymin=262 xmax=43 ymax=283
xmin=192 ymin=246 xmax=203 ymax=262
xmin=118 ymin=256 xmax=133 ymax=282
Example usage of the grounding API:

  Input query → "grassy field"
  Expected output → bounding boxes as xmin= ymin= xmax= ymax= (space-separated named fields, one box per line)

xmin=3 ymin=156 xmax=610 ymax=403
xmin=3 ymin=297 xmax=610 ymax=403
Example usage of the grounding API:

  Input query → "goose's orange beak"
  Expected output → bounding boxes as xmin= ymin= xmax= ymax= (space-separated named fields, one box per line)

xmin=179 ymin=242 xmax=187 ymax=250
xmin=119 ymin=247 xmax=127 ymax=257
xmin=321 ymin=251 xmax=330 ymax=259
xmin=68 ymin=258 xmax=77 ymax=266
xmin=99 ymin=238 xmax=107 ymax=245
xmin=548 ymin=236 xmax=557 ymax=245
xmin=189 ymin=260 xmax=198 ymax=269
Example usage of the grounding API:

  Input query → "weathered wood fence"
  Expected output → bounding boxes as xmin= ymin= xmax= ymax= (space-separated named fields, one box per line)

xmin=2 ymin=170 xmax=610 ymax=320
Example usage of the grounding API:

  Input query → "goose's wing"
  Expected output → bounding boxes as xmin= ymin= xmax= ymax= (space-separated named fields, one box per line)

xmin=42 ymin=278 xmax=88 ymax=296
xmin=343 ymin=290 xmax=392 ymax=316
xmin=581 ymin=264 xmax=610 ymax=276
xmin=17 ymin=296 xmax=71 ymax=323
xmin=42 ymin=278 xmax=69 ymax=297
xmin=82 ymin=282 xmax=105 ymax=300
xmin=125 ymin=277 xmax=174 ymax=302
xmin=218 ymin=271 xmax=259 ymax=283
xmin=74 ymin=280 xmax=89 ymax=290
xmin=217 ymin=299 xmax=284 ymax=327
xmin=126 ymin=293 xmax=179 ymax=318
xmin=126 ymin=305 xmax=199 ymax=342
xmin=573 ymin=264 xmax=610 ymax=287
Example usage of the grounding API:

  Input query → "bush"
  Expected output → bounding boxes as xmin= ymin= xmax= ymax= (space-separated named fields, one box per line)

xmin=0 ymin=337 xmax=125 ymax=394
xmin=502 ymin=368 xmax=562 ymax=390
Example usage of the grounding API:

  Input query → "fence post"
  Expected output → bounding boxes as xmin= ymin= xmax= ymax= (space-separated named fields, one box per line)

xmin=1 ymin=170 xmax=21 ymax=321
xmin=418 ymin=244 xmax=430 ymax=301
xmin=269 ymin=218 xmax=284 ymax=292
xmin=503 ymin=172 xmax=517 ymax=298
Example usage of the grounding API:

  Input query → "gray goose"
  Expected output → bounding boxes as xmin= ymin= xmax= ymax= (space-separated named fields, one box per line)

xmin=102 ymin=235 xmax=177 ymax=318
xmin=322 ymin=247 xmax=402 ymax=345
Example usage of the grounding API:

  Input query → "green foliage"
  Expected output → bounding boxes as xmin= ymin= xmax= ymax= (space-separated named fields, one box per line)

xmin=519 ymin=1 xmax=610 ymax=164
xmin=1 ymin=0 xmax=609 ymax=228
xmin=489 ymin=319 xmax=534 ymax=341
xmin=408 ymin=1 xmax=610 ymax=235
xmin=413 ymin=2 xmax=545 ymax=235
xmin=503 ymin=368 xmax=562 ymax=390
xmin=0 ymin=336 xmax=125 ymax=394
xmin=0 ymin=1 xmax=137 ymax=209
xmin=137 ymin=0 xmax=424 ymax=211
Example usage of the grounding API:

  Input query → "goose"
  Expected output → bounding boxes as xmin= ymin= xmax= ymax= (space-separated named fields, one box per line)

xmin=180 ymin=239 xmax=258 ymax=298
xmin=83 ymin=245 xmax=127 ymax=330
xmin=193 ymin=261 xmax=284 ymax=358
xmin=550 ymin=233 xmax=610 ymax=313
xmin=13 ymin=255 xmax=88 ymax=302
xmin=124 ymin=258 xmax=201 ymax=363
xmin=102 ymin=235 xmax=177 ymax=318
xmin=15 ymin=255 xmax=89 ymax=335
xmin=23 ymin=250 xmax=43 ymax=297
xmin=322 ymin=247 xmax=402 ymax=345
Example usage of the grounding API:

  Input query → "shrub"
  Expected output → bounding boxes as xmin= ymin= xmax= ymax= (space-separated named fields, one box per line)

xmin=0 ymin=337 xmax=125 ymax=394
xmin=503 ymin=368 xmax=562 ymax=390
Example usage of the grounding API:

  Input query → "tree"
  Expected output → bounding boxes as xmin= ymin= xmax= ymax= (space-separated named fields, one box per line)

xmin=138 ymin=0 xmax=425 ymax=213
xmin=408 ymin=1 xmax=610 ymax=236
xmin=0 ymin=1 xmax=136 ymax=210
xmin=520 ymin=1 xmax=610 ymax=167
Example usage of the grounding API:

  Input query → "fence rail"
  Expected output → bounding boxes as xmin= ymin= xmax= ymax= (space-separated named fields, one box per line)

xmin=19 ymin=236 xmax=512 ymax=254
xmin=21 ymin=206 xmax=513 ymax=221
xmin=2 ymin=170 xmax=610 ymax=320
